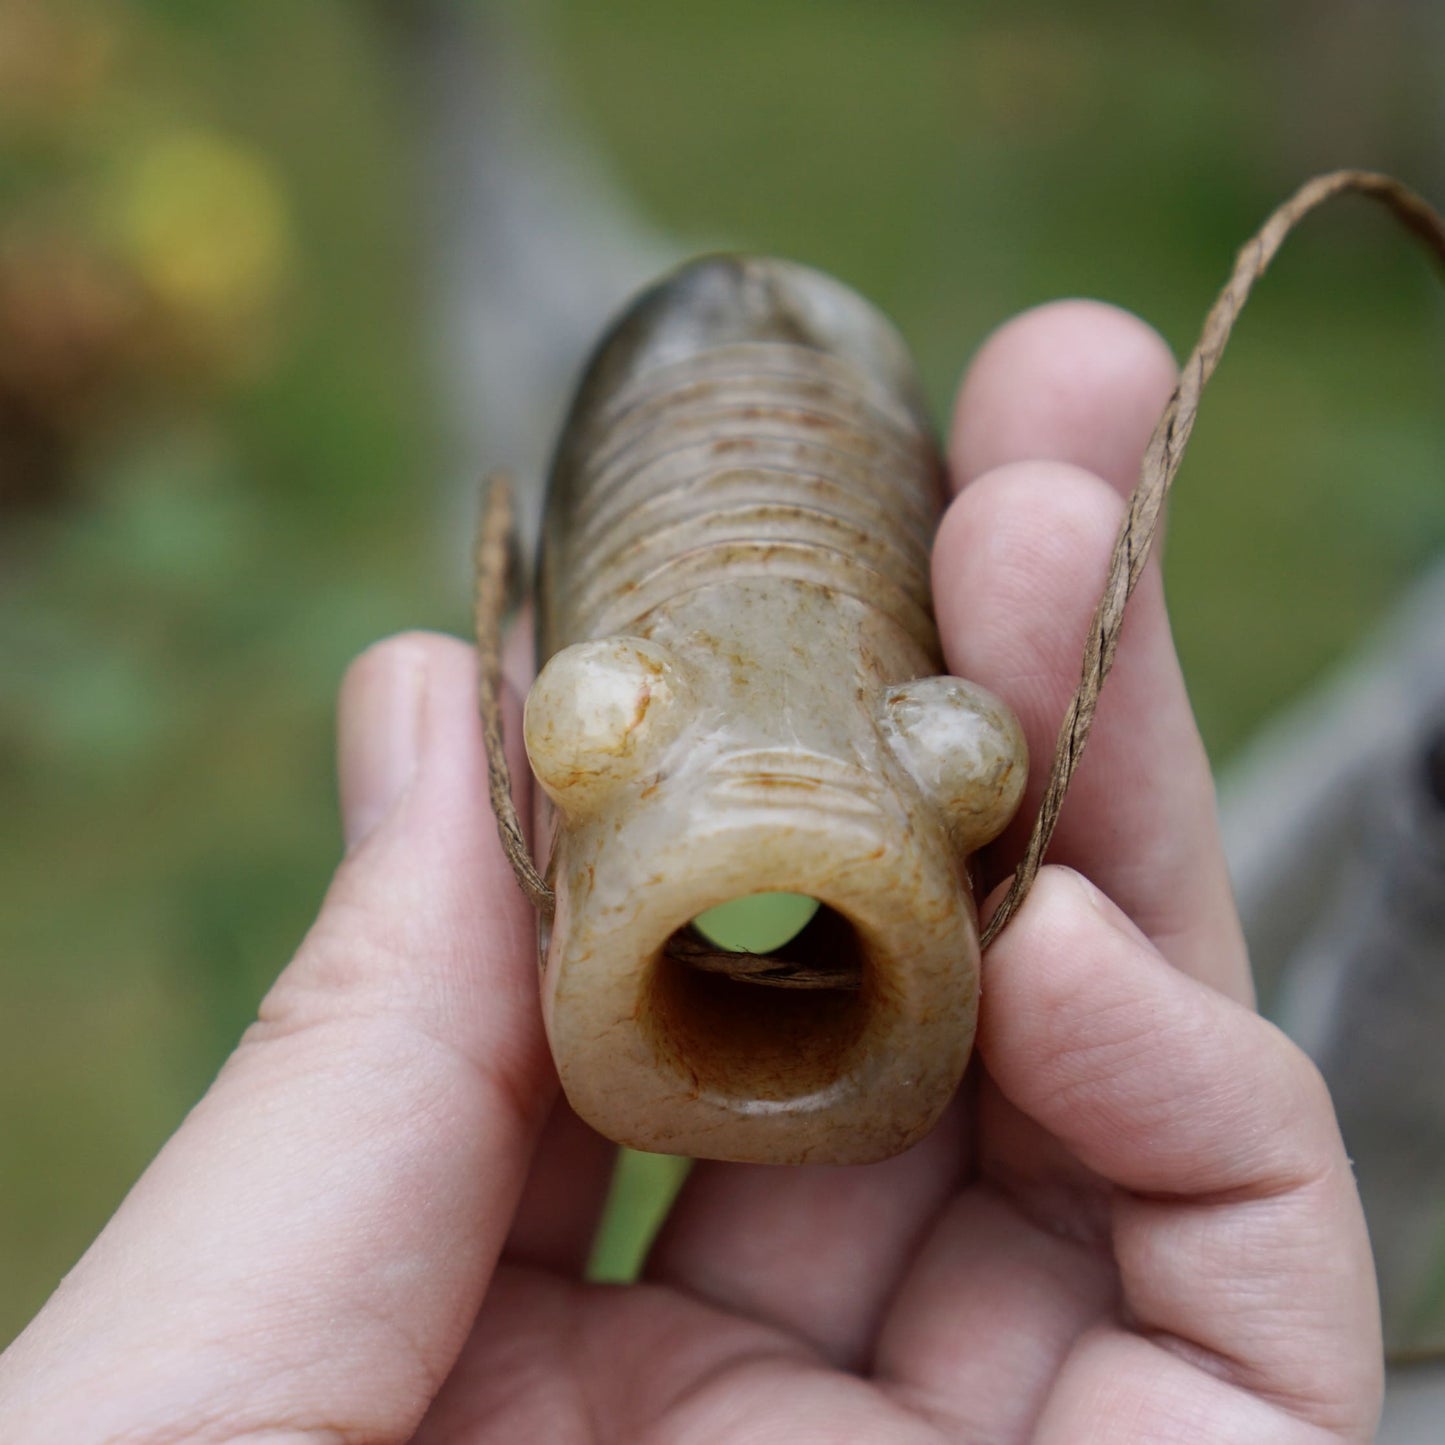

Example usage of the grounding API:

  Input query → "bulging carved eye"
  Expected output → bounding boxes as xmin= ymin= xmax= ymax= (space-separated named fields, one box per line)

xmin=524 ymin=636 xmax=684 ymax=817
xmin=881 ymin=676 xmax=1028 ymax=855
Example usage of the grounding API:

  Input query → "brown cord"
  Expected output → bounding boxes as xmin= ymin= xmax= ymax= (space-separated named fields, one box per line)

xmin=477 ymin=171 xmax=1445 ymax=957
xmin=663 ymin=929 xmax=862 ymax=991
xmin=979 ymin=169 xmax=1445 ymax=948
xmin=474 ymin=474 xmax=555 ymax=915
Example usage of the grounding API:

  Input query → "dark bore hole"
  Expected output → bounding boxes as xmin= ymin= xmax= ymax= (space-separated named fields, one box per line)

xmin=647 ymin=904 xmax=870 ymax=1099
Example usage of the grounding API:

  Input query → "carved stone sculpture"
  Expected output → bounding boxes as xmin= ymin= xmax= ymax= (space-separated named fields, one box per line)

xmin=524 ymin=256 xmax=1026 ymax=1164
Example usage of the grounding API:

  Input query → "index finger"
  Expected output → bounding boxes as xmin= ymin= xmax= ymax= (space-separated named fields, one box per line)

xmin=937 ymin=300 xmax=1250 ymax=998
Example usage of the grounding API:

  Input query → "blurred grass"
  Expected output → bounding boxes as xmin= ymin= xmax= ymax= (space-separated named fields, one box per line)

xmin=0 ymin=0 xmax=448 ymax=1340
xmin=2 ymin=0 xmax=1443 ymax=1341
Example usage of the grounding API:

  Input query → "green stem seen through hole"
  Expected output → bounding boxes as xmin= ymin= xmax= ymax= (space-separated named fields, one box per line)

xmin=691 ymin=892 xmax=821 ymax=954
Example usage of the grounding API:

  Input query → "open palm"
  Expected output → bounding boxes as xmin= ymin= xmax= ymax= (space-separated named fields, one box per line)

xmin=0 ymin=303 xmax=1381 ymax=1443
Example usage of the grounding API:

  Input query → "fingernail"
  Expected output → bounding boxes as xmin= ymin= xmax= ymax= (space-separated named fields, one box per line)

xmin=1057 ymin=865 xmax=1153 ymax=948
xmin=338 ymin=642 xmax=427 ymax=849
xmin=1059 ymin=865 xmax=1108 ymax=913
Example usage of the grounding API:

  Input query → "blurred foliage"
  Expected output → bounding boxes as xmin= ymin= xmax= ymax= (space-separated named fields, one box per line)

xmin=0 ymin=0 xmax=443 ymax=1342
xmin=2 ymin=0 xmax=1443 ymax=1343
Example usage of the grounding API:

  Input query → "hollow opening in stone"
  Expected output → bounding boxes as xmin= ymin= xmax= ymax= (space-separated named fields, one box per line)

xmin=645 ymin=901 xmax=871 ymax=1100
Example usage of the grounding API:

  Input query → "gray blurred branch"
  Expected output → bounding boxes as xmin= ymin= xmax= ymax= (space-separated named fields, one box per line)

xmin=1221 ymin=557 xmax=1445 ymax=1425
xmin=389 ymin=0 xmax=677 ymax=565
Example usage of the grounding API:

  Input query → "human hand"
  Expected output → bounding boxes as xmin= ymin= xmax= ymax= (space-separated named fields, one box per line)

xmin=0 ymin=302 xmax=1382 ymax=1443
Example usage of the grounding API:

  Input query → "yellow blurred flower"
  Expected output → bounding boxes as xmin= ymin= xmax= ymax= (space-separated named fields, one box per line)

xmin=108 ymin=130 xmax=292 ymax=334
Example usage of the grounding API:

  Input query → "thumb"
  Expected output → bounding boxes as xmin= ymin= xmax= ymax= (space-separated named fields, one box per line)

xmin=0 ymin=632 xmax=552 ymax=1445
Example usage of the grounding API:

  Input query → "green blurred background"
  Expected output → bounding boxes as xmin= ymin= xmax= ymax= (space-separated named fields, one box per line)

xmin=2 ymin=0 xmax=1442 ymax=1345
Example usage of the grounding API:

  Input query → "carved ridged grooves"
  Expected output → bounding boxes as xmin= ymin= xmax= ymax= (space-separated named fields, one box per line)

xmin=548 ymin=341 xmax=947 ymax=650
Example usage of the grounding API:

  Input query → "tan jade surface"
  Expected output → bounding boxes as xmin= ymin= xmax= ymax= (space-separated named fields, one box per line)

xmin=523 ymin=256 xmax=1026 ymax=1165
